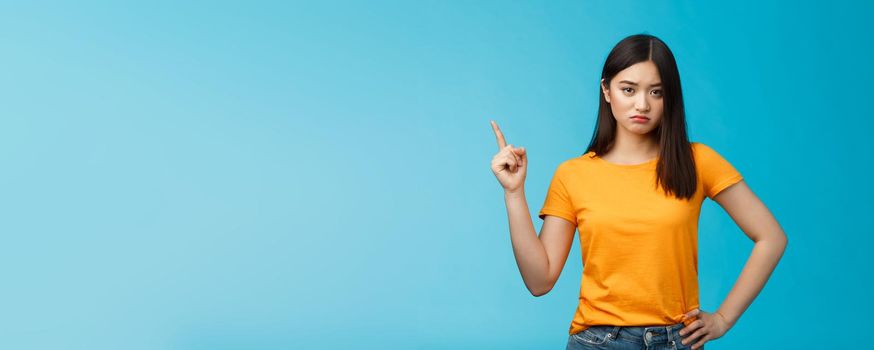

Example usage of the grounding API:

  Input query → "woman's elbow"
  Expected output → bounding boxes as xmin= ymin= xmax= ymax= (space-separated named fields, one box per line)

xmin=776 ymin=231 xmax=788 ymax=249
xmin=530 ymin=285 xmax=554 ymax=297
xmin=769 ymin=231 xmax=788 ymax=256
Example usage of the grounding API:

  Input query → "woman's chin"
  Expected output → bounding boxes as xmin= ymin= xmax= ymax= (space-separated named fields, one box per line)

xmin=622 ymin=125 xmax=657 ymax=135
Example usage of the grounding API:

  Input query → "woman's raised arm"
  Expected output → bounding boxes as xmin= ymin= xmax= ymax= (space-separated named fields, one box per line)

xmin=490 ymin=121 xmax=576 ymax=296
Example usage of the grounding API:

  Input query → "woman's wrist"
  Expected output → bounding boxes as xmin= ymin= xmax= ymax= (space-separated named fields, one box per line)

xmin=714 ymin=310 xmax=736 ymax=328
xmin=504 ymin=187 xmax=525 ymax=198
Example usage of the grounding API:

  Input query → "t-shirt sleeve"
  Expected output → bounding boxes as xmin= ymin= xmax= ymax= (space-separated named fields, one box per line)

xmin=695 ymin=142 xmax=744 ymax=199
xmin=537 ymin=162 xmax=576 ymax=224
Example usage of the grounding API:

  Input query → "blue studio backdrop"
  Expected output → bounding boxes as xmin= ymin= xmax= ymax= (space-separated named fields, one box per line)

xmin=0 ymin=1 xmax=869 ymax=349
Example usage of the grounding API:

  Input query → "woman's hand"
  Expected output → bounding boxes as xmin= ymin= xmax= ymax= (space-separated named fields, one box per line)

xmin=678 ymin=308 xmax=733 ymax=350
xmin=489 ymin=120 xmax=527 ymax=193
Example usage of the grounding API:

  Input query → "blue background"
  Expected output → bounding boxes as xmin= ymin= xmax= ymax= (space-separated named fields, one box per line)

xmin=1 ymin=1 xmax=869 ymax=349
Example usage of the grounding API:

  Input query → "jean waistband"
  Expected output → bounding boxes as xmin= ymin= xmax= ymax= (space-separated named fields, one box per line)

xmin=585 ymin=322 xmax=686 ymax=345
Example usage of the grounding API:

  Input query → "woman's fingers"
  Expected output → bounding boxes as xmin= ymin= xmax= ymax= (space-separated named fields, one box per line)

xmin=505 ymin=157 xmax=517 ymax=173
xmin=490 ymin=121 xmax=527 ymax=172
xmin=490 ymin=120 xmax=508 ymax=150
xmin=680 ymin=318 xmax=705 ymax=346
xmin=682 ymin=309 xmax=701 ymax=321
xmin=492 ymin=142 xmax=526 ymax=174
xmin=492 ymin=152 xmax=512 ymax=172
xmin=514 ymin=147 xmax=525 ymax=168
xmin=506 ymin=145 xmax=518 ymax=172
xmin=679 ymin=319 xmax=703 ymax=336
xmin=683 ymin=326 xmax=706 ymax=346
xmin=493 ymin=145 xmax=516 ymax=173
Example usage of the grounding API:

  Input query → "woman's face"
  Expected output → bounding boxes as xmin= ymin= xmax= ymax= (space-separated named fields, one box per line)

xmin=601 ymin=60 xmax=664 ymax=136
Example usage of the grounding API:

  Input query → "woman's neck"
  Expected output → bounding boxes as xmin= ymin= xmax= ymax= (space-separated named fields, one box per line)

xmin=602 ymin=129 xmax=659 ymax=163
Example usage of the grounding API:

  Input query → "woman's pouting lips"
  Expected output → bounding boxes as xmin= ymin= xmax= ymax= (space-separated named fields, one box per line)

xmin=631 ymin=115 xmax=650 ymax=122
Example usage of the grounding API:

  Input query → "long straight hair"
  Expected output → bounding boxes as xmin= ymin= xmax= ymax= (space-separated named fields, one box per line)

xmin=585 ymin=34 xmax=697 ymax=200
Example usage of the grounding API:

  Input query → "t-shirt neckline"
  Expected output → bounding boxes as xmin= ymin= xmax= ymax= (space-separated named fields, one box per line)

xmin=587 ymin=152 xmax=658 ymax=169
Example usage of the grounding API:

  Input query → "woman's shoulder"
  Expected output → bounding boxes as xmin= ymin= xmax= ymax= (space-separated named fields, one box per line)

xmin=690 ymin=141 xmax=722 ymax=157
xmin=690 ymin=141 xmax=736 ymax=169
xmin=550 ymin=152 xmax=598 ymax=175
xmin=564 ymin=151 xmax=599 ymax=166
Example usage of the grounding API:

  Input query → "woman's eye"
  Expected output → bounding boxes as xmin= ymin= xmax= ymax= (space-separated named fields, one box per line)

xmin=652 ymin=89 xmax=662 ymax=96
xmin=622 ymin=87 xmax=634 ymax=94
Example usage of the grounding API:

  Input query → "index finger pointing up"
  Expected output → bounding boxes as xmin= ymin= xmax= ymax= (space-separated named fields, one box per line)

xmin=490 ymin=120 xmax=507 ymax=150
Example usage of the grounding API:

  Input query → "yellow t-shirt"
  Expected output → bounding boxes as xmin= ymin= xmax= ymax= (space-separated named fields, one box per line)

xmin=537 ymin=142 xmax=743 ymax=335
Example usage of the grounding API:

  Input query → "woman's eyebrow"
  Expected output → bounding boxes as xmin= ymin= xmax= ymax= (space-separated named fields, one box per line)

xmin=618 ymin=80 xmax=662 ymax=87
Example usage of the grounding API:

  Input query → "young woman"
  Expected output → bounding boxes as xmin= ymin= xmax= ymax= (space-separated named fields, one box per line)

xmin=489 ymin=34 xmax=787 ymax=350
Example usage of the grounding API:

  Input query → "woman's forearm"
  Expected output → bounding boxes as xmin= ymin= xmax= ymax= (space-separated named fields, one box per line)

xmin=716 ymin=236 xmax=788 ymax=326
xmin=504 ymin=188 xmax=551 ymax=296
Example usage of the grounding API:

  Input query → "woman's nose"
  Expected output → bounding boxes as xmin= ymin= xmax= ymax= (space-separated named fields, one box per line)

xmin=635 ymin=97 xmax=650 ymax=111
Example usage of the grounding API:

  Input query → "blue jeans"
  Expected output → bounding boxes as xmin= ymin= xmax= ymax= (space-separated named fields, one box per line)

xmin=565 ymin=322 xmax=695 ymax=350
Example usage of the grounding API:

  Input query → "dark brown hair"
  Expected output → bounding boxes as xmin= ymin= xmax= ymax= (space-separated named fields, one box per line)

xmin=585 ymin=33 xmax=697 ymax=200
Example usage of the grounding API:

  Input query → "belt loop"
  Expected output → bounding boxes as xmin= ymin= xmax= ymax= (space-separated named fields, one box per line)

xmin=610 ymin=326 xmax=620 ymax=339
xmin=667 ymin=323 xmax=679 ymax=344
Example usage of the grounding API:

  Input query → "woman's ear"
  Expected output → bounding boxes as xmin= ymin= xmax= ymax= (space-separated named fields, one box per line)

xmin=600 ymin=78 xmax=610 ymax=104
